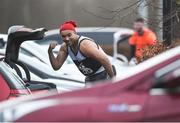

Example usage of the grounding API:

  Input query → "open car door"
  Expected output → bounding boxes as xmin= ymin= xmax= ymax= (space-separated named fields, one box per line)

xmin=4 ymin=25 xmax=57 ymax=93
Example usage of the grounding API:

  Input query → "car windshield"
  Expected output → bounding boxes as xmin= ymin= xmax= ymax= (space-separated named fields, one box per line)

xmin=0 ymin=61 xmax=27 ymax=90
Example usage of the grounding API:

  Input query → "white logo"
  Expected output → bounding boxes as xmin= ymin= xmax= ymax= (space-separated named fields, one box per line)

xmin=108 ymin=103 xmax=142 ymax=113
xmin=79 ymin=63 xmax=93 ymax=75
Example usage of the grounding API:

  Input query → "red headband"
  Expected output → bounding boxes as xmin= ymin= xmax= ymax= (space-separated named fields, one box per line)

xmin=60 ymin=20 xmax=77 ymax=32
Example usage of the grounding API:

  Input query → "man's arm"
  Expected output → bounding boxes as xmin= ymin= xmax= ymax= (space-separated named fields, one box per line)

xmin=80 ymin=40 xmax=114 ymax=78
xmin=130 ymin=45 xmax=136 ymax=58
xmin=48 ymin=42 xmax=68 ymax=70
xmin=129 ymin=35 xmax=136 ymax=59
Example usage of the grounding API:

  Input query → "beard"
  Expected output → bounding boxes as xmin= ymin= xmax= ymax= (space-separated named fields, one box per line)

xmin=66 ymin=42 xmax=71 ymax=46
xmin=137 ymin=29 xmax=144 ymax=36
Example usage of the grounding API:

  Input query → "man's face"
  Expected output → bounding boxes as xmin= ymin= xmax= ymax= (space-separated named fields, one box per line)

xmin=133 ymin=22 xmax=144 ymax=32
xmin=60 ymin=30 xmax=77 ymax=46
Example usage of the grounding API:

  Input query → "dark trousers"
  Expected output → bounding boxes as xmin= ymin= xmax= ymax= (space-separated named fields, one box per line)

xmin=85 ymin=70 xmax=108 ymax=83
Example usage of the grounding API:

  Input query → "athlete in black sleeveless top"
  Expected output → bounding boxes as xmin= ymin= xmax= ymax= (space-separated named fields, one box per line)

xmin=48 ymin=21 xmax=115 ymax=83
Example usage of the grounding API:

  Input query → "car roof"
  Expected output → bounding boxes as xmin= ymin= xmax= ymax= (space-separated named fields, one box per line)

xmin=45 ymin=27 xmax=133 ymax=36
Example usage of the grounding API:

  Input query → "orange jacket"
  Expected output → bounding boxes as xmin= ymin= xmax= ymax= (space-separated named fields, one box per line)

xmin=129 ymin=28 xmax=157 ymax=58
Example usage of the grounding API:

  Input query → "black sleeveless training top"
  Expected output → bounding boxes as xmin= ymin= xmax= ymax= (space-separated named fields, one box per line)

xmin=67 ymin=36 xmax=105 ymax=76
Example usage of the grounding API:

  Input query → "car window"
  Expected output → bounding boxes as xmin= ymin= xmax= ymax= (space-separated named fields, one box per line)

xmin=153 ymin=60 xmax=180 ymax=89
xmin=0 ymin=62 xmax=27 ymax=90
xmin=116 ymin=35 xmax=131 ymax=59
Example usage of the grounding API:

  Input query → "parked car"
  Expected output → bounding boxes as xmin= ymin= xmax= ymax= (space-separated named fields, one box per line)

xmin=0 ymin=33 xmax=86 ymax=81
xmin=2 ymin=26 xmax=59 ymax=93
xmin=0 ymin=46 xmax=179 ymax=122
xmin=0 ymin=52 xmax=85 ymax=93
xmin=37 ymin=27 xmax=132 ymax=45
xmin=0 ymin=27 xmax=85 ymax=92
xmin=0 ymin=34 xmax=131 ymax=81
xmin=0 ymin=56 xmax=31 ymax=102
xmin=19 ymin=42 xmax=132 ymax=80
xmin=17 ymin=52 xmax=85 ymax=91
xmin=20 ymin=42 xmax=85 ymax=81
xmin=0 ymin=41 xmax=86 ymax=82
xmin=36 ymin=27 xmax=134 ymax=64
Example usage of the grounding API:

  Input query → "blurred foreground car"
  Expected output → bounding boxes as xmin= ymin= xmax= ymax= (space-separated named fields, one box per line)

xmin=0 ymin=46 xmax=179 ymax=122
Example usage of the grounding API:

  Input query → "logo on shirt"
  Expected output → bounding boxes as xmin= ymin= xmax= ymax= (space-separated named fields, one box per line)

xmin=79 ymin=63 xmax=93 ymax=75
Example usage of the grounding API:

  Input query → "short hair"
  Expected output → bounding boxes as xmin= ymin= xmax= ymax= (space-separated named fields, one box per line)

xmin=135 ymin=18 xmax=145 ymax=23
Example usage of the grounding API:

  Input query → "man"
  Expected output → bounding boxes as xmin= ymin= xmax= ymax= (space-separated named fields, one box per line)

xmin=48 ymin=20 xmax=115 ymax=83
xmin=129 ymin=18 xmax=157 ymax=63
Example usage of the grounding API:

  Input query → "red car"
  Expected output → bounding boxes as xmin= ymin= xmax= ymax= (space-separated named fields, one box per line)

xmin=0 ymin=57 xmax=31 ymax=102
xmin=0 ymin=45 xmax=179 ymax=122
xmin=0 ymin=26 xmax=58 ymax=102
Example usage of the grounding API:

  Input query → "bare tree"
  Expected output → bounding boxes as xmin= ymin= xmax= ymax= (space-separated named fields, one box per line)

xmin=83 ymin=0 xmax=180 ymax=44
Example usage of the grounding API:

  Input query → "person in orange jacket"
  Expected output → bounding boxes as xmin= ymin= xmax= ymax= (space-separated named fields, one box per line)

xmin=129 ymin=18 xmax=157 ymax=63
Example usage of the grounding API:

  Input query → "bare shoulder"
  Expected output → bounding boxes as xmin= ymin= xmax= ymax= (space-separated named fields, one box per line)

xmin=80 ymin=39 xmax=97 ymax=49
xmin=80 ymin=39 xmax=103 ymax=57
